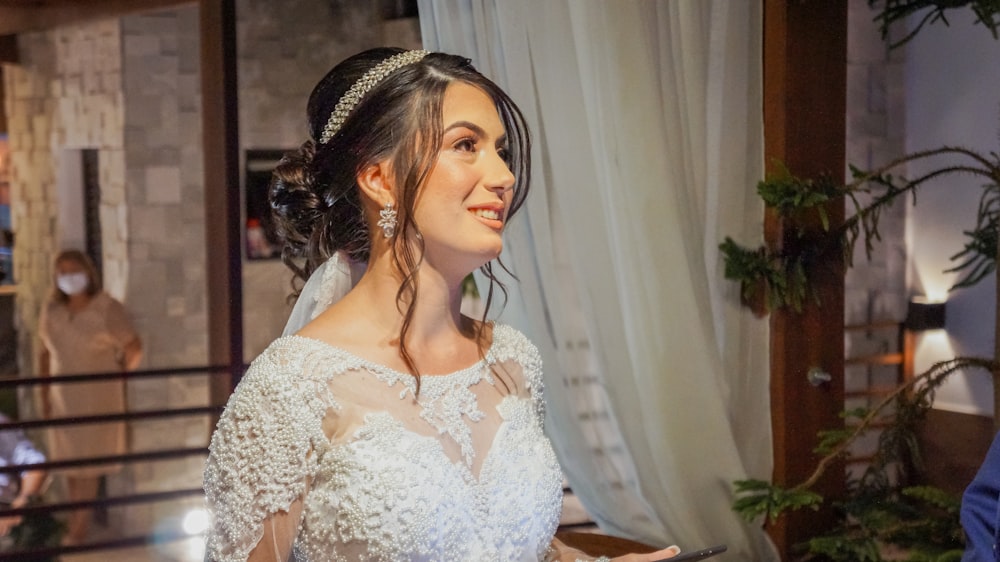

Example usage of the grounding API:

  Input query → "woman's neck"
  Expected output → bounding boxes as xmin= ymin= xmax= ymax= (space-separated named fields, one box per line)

xmin=66 ymin=292 xmax=91 ymax=311
xmin=354 ymin=254 xmax=471 ymax=345
xmin=300 ymin=248 xmax=486 ymax=373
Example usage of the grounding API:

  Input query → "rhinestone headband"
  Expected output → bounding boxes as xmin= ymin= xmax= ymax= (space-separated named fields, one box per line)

xmin=318 ymin=49 xmax=430 ymax=144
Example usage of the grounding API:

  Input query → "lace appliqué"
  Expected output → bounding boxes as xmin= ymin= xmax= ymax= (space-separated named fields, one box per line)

xmin=387 ymin=358 xmax=495 ymax=467
xmin=299 ymin=399 xmax=563 ymax=562
xmin=389 ymin=323 xmax=547 ymax=470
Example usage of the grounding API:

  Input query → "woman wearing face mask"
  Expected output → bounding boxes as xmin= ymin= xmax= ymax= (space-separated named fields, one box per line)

xmin=37 ymin=249 xmax=142 ymax=546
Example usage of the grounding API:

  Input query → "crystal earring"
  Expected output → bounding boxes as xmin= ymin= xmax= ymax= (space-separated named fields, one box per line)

xmin=377 ymin=202 xmax=398 ymax=238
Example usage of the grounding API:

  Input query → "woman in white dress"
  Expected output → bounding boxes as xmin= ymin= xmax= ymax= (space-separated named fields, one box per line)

xmin=203 ymin=48 xmax=680 ymax=562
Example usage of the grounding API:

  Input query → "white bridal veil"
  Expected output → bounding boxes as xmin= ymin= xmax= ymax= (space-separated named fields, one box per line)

xmin=281 ymin=251 xmax=366 ymax=336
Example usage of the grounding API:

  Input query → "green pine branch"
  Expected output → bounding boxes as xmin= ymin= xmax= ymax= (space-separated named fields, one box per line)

xmin=721 ymin=147 xmax=1000 ymax=315
xmin=869 ymin=0 xmax=1000 ymax=49
xmin=732 ymin=356 xmax=995 ymax=524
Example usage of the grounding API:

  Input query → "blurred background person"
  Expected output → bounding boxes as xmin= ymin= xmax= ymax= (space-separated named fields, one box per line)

xmin=36 ymin=249 xmax=141 ymax=546
xmin=0 ymin=411 xmax=47 ymax=538
xmin=0 ymin=411 xmax=56 ymax=557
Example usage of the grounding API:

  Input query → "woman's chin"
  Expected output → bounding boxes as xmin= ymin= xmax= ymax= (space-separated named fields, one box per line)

xmin=422 ymin=238 xmax=504 ymax=275
xmin=478 ymin=242 xmax=503 ymax=264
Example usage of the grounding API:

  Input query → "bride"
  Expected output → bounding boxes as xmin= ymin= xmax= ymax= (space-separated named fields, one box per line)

xmin=203 ymin=47 xmax=680 ymax=562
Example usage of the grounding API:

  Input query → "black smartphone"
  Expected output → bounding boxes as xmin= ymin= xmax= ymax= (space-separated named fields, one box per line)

xmin=657 ymin=544 xmax=727 ymax=562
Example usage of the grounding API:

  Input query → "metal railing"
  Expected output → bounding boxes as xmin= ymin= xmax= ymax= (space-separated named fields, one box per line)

xmin=0 ymin=364 xmax=232 ymax=560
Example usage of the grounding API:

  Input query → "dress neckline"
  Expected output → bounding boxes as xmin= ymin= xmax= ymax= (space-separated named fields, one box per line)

xmin=280 ymin=323 xmax=503 ymax=380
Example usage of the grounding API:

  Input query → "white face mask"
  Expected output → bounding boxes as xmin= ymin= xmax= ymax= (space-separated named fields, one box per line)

xmin=56 ymin=272 xmax=90 ymax=296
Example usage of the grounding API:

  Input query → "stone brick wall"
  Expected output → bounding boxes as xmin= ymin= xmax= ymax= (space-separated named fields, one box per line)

xmin=2 ymin=6 xmax=214 ymax=538
xmin=235 ymin=0 xmax=418 ymax=361
xmin=843 ymin=0 xmax=909 ymax=466
xmin=4 ymin=1 xmax=420 ymax=542
xmin=121 ymin=6 xmax=207 ymax=368
xmin=116 ymin=5 xmax=209 ymax=536
xmin=845 ymin=0 xmax=908 ymax=325
xmin=4 ymin=20 xmax=126 ymax=383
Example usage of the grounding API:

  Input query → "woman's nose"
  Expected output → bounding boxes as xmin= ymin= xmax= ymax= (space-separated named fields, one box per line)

xmin=484 ymin=149 xmax=516 ymax=193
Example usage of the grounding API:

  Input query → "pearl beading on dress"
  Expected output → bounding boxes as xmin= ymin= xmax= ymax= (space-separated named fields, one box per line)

xmin=204 ymin=324 xmax=563 ymax=562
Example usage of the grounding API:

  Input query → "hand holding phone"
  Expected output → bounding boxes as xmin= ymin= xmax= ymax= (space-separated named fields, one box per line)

xmin=656 ymin=544 xmax=727 ymax=562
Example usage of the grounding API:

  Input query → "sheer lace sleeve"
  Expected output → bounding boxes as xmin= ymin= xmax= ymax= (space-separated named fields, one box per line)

xmin=493 ymin=324 xmax=547 ymax=427
xmin=203 ymin=342 xmax=332 ymax=562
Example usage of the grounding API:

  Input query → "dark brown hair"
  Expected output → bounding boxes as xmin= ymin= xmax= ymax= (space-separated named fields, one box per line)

xmin=50 ymin=249 xmax=101 ymax=303
xmin=269 ymin=48 xmax=531 ymax=385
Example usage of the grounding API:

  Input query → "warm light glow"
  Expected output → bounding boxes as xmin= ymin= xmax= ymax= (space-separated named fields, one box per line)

xmin=909 ymin=259 xmax=953 ymax=305
xmin=182 ymin=508 xmax=209 ymax=535
xmin=912 ymin=328 xmax=953 ymax=372
xmin=922 ymin=291 xmax=948 ymax=304
xmin=919 ymin=328 xmax=950 ymax=345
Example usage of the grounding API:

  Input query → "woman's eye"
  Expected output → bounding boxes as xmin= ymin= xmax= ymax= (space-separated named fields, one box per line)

xmin=455 ymin=138 xmax=476 ymax=152
xmin=497 ymin=147 xmax=511 ymax=162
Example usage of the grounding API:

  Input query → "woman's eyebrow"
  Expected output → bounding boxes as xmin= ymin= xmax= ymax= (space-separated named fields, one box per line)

xmin=444 ymin=121 xmax=507 ymax=146
xmin=444 ymin=120 xmax=487 ymax=137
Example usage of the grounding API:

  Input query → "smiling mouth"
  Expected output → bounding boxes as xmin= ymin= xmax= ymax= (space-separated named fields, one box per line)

xmin=472 ymin=208 xmax=502 ymax=221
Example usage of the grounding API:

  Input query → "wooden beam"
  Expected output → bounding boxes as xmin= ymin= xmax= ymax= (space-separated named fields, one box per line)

xmin=0 ymin=34 xmax=16 ymax=63
xmin=0 ymin=0 xmax=193 ymax=36
xmin=764 ymin=0 xmax=847 ymax=558
xmin=0 ymin=66 xmax=6 ymax=133
xmin=199 ymin=0 xmax=242 ymax=412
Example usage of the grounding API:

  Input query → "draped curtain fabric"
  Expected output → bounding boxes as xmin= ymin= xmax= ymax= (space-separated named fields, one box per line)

xmin=418 ymin=1 xmax=775 ymax=559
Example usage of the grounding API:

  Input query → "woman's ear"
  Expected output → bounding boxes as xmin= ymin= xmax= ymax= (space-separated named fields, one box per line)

xmin=356 ymin=161 xmax=394 ymax=207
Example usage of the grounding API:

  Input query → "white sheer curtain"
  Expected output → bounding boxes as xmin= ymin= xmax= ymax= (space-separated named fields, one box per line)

xmin=418 ymin=1 xmax=775 ymax=559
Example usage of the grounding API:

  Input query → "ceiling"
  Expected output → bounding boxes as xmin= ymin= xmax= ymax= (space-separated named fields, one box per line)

xmin=0 ymin=0 xmax=193 ymax=38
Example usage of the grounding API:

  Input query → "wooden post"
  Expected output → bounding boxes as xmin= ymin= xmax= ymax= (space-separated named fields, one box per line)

xmin=764 ymin=1 xmax=848 ymax=557
xmin=0 ymin=35 xmax=15 ymax=134
xmin=200 ymin=0 xmax=243 ymax=415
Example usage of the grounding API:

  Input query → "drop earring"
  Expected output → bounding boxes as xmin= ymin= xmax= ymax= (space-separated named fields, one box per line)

xmin=378 ymin=202 xmax=398 ymax=238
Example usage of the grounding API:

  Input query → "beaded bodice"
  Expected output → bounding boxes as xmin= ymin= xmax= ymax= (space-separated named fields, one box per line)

xmin=203 ymin=324 xmax=564 ymax=562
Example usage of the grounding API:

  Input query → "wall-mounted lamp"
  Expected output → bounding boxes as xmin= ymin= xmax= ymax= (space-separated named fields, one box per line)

xmin=905 ymin=298 xmax=946 ymax=331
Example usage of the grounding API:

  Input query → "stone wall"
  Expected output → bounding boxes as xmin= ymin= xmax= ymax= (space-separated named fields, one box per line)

xmin=117 ymin=4 xmax=209 ymax=536
xmin=845 ymin=0 xmax=908 ymax=325
xmin=235 ymin=0 xmax=418 ymax=361
xmin=3 ymin=1 xmax=419 ymax=543
xmin=4 ymin=19 xmax=126 ymax=383
xmin=2 ymin=6 xmax=213 ymax=538
xmin=2 ymin=0 xmax=419 ymax=398
xmin=843 ymin=0 xmax=909 ymax=465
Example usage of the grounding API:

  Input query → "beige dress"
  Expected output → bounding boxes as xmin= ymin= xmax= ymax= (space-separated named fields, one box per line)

xmin=38 ymin=291 xmax=136 ymax=477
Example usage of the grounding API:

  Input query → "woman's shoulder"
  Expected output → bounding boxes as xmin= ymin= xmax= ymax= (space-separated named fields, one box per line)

xmin=240 ymin=335 xmax=368 ymax=389
xmin=91 ymin=291 xmax=125 ymax=312
xmin=488 ymin=324 xmax=543 ymax=390
xmin=489 ymin=323 xmax=540 ymax=363
xmin=489 ymin=324 xmax=546 ymax=420
xmin=218 ymin=338 xmax=347 ymax=434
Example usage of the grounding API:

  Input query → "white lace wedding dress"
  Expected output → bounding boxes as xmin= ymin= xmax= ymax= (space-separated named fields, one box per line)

xmin=203 ymin=324 xmax=565 ymax=562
